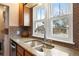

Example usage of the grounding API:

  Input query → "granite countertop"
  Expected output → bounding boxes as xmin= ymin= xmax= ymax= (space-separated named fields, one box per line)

xmin=10 ymin=36 xmax=71 ymax=56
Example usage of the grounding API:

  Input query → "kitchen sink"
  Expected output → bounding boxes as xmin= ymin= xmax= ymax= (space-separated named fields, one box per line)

xmin=34 ymin=44 xmax=54 ymax=52
xmin=35 ymin=45 xmax=44 ymax=52
xmin=24 ymin=40 xmax=54 ymax=53
xmin=24 ymin=40 xmax=43 ymax=47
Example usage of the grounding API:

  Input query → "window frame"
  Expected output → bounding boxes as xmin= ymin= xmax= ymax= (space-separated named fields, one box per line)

xmin=32 ymin=3 xmax=74 ymax=44
xmin=32 ymin=4 xmax=46 ymax=38
xmin=47 ymin=3 xmax=74 ymax=44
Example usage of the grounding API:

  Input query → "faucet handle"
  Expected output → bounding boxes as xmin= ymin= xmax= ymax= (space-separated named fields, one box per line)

xmin=47 ymin=40 xmax=52 ymax=44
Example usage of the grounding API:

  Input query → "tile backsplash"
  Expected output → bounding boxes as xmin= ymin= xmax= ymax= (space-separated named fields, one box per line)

xmin=9 ymin=26 xmax=20 ymax=38
xmin=9 ymin=26 xmax=30 ymax=38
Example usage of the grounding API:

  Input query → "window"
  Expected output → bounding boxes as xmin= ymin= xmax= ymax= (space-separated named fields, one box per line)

xmin=33 ymin=3 xmax=73 ymax=44
xmin=33 ymin=4 xmax=46 ymax=38
xmin=48 ymin=3 xmax=73 ymax=44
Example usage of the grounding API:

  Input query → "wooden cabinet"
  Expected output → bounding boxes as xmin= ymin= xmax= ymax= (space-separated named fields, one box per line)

xmin=25 ymin=50 xmax=35 ymax=56
xmin=19 ymin=3 xmax=24 ymax=26
xmin=24 ymin=5 xmax=30 ymax=26
xmin=19 ymin=3 xmax=31 ymax=26
xmin=16 ymin=45 xmax=24 ymax=56
xmin=16 ymin=43 xmax=35 ymax=56
xmin=16 ymin=52 xmax=22 ymax=56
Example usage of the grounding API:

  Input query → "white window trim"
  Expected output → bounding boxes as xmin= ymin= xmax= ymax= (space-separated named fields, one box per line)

xmin=33 ymin=3 xmax=74 ymax=44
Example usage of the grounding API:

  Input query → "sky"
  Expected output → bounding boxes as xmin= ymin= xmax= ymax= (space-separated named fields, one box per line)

xmin=36 ymin=3 xmax=71 ymax=19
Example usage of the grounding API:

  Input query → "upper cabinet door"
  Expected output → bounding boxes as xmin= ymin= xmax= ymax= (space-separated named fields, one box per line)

xmin=19 ymin=3 xmax=24 ymax=26
xmin=19 ymin=3 xmax=31 ymax=26
xmin=24 ymin=6 xmax=30 ymax=26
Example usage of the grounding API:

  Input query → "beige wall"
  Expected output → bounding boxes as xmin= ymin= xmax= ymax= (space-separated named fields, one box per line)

xmin=0 ymin=6 xmax=4 ymax=39
xmin=0 ymin=3 xmax=19 ymax=56
xmin=2 ymin=3 xmax=19 ymax=26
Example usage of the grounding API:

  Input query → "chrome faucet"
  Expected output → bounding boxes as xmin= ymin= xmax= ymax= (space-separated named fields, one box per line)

xmin=43 ymin=27 xmax=47 ymax=42
xmin=43 ymin=26 xmax=53 ymax=45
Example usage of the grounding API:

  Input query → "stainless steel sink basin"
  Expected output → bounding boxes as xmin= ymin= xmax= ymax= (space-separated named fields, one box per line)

xmin=35 ymin=45 xmax=44 ymax=52
xmin=24 ymin=40 xmax=54 ymax=52
xmin=34 ymin=44 xmax=54 ymax=52
xmin=24 ymin=40 xmax=43 ymax=47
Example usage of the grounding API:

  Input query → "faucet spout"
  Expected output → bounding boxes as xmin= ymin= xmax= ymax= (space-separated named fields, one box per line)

xmin=43 ymin=27 xmax=47 ymax=42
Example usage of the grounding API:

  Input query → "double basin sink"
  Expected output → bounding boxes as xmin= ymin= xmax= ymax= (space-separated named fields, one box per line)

xmin=23 ymin=39 xmax=54 ymax=52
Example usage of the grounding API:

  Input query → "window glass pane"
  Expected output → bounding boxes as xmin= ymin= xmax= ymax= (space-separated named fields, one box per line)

xmin=41 ymin=8 xmax=46 ymax=19
xmin=51 ymin=3 xmax=60 ymax=17
xmin=36 ymin=7 xmax=45 ymax=20
xmin=51 ymin=15 xmax=69 ymax=39
xmin=60 ymin=3 xmax=71 ymax=15
xmin=34 ymin=21 xmax=44 ymax=35
xmin=36 ymin=8 xmax=40 ymax=20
